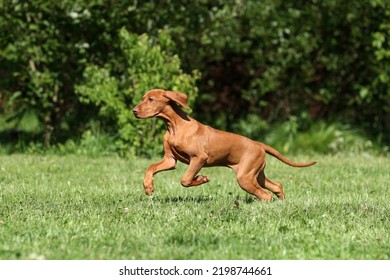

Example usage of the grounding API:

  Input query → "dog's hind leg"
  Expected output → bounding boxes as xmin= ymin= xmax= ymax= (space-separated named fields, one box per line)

xmin=257 ymin=169 xmax=285 ymax=200
xmin=236 ymin=171 xmax=272 ymax=202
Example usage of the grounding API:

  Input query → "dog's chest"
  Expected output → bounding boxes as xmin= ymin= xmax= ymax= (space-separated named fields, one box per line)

xmin=167 ymin=135 xmax=191 ymax=164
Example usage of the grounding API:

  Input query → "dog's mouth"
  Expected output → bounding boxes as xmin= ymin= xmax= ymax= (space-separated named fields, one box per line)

xmin=132 ymin=108 xmax=141 ymax=118
xmin=132 ymin=109 xmax=158 ymax=119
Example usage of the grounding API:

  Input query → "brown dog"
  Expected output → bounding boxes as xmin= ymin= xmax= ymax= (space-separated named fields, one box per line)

xmin=133 ymin=89 xmax=316 ymax=202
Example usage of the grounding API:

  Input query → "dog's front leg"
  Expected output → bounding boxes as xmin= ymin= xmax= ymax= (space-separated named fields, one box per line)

xmin=180 ymin=156 xmax=209 ymax=187
xmin=143 ymin=156 xmax=176 ymax=195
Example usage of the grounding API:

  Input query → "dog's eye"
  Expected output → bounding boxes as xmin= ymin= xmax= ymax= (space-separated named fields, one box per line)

xmin=148 ymin=97 xmax=154 ymax=102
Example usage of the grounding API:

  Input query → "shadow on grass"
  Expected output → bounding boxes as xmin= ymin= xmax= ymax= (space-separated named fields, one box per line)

xmin=160 ymin=194 xmax=259 ymax=205
xmin=162 ymin=196 xmax=214 ymax=204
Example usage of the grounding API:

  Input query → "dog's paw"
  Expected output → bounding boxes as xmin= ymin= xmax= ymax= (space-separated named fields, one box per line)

xmin=201 ymin=175 xmax=209 ymax=183
xmin=143 ymin=178 xmax=154 ymax=196
xmin=144 ymin=188 xmax=154 ymax=196
xmin=195 ymin=175 xmax=209 ymax=183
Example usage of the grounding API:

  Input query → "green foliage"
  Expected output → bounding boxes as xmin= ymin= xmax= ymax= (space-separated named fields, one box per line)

xmin=268 ymin=121 xmax=381 ymax=155
xmin=75 ymin=29 xmax=200 ymax=156
xmin=188 ymin=0 xmax=390 ymax=143
xmin=0 ymin=0 xmax=92 ymax=145
xmin=1 ymin=0 xmax=389 ymax=154
xmin=231 ymin=114 xmax=383 ymax=155
xmin=293 ymin=122 xmax=376 ymax=155
xmin=24 ymin=122 xmax=118 ymax=157
xmin=371 ymin=0 xmax=390 ymax=110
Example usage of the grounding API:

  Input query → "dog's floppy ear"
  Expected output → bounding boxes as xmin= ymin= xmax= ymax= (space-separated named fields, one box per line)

xmin=164 ymin=90 xmax=189 ymax=109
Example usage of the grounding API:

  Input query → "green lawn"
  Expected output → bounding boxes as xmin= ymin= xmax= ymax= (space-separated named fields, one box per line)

xmin=0 ymin=154 xmax=389 ymax=259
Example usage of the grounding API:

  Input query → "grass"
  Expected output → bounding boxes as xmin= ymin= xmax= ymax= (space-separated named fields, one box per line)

xmin=0 ymin=153 xmax=389 ymax=260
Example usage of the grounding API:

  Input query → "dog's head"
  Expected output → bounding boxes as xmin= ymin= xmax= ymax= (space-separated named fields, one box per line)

xmin=132 ymin=89 xmax=188 ymax=119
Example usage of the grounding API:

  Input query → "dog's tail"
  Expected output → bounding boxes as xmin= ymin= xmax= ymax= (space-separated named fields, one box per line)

xmin=261 ymin=143 xmax=317 ymax=167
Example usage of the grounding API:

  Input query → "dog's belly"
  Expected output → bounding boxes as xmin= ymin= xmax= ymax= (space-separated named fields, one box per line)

xmin=171 ymin=146 xmax=229 ymax=167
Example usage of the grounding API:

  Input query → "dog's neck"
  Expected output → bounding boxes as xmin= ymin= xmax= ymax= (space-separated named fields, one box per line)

xmin=157 ymin=103 xmax=190 ymax=135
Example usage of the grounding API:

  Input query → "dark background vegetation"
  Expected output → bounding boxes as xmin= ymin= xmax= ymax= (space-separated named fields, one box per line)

xmin=1 ymin=0 xmax=389 ymax=156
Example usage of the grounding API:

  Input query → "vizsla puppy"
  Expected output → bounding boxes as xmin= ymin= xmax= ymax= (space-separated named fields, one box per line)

xmin=132 ymin=89 xmax=316 ymax=202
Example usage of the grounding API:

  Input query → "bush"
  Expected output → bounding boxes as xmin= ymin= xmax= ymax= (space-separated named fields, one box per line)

xmin=75 ymin=29 xmax=200 ymax=157
xmin=264 ymin=121 xmax=382 ymax=155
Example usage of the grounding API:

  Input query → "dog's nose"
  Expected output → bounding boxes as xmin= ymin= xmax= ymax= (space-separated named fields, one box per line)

xmin=132 ymin=108 xmax=139 ymax=117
